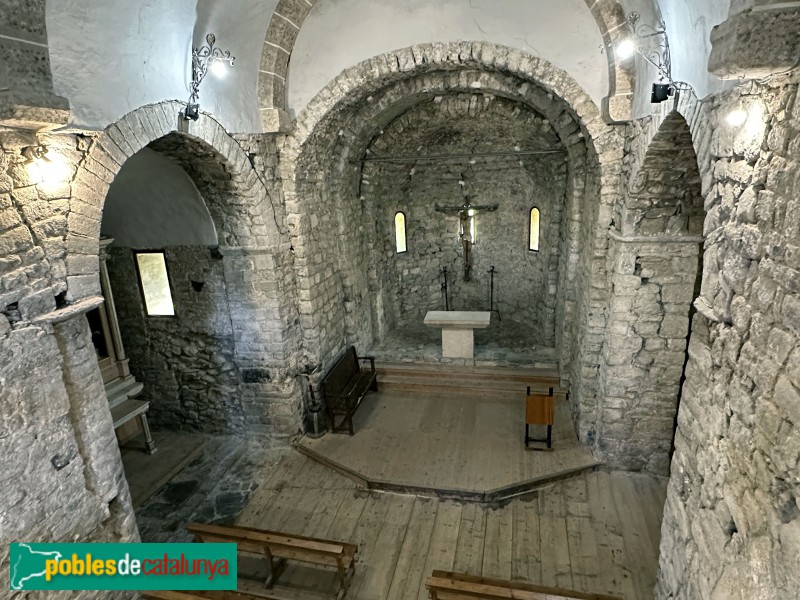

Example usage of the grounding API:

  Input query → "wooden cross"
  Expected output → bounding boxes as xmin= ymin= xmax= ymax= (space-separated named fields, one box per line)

xmin=435 ymin=197 xmax=498 ymax=282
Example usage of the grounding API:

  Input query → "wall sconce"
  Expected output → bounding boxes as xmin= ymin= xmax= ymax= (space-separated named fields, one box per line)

xmin=612 ymin=12 xmax=690 ymax=104
xmin=21 ymin=144 xmax=69 ymax=184
xmin=184 ymin=33 xmax=235 ymax=121
xmin=21 ymin=144 xmax=49 ymax=164
xmin=726 ymin=109 xmax=748 ymax=127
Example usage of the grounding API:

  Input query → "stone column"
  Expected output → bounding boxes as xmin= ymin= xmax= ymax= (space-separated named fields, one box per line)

xmin=596 ymin=229 xmax=703 ymax=475
xmin=44 ymin=305 xmax=138 ymax=542
xmin=219 ymin=246 xmax=302 ymax=435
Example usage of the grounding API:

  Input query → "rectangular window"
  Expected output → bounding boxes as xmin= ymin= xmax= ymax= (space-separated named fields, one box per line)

xmin=395 ymin=211 xmax=407 ymax=253
xmin=134 ymin=251 xmax=175 ymax=316
xmin=529 ymin=207 xmax=540 ymax=252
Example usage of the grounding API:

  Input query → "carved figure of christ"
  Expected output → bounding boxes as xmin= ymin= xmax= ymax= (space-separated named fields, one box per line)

xmin=435 ymin=199 xmax=499 ymax=281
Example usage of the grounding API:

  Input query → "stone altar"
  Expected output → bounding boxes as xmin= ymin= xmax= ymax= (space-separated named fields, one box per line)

xmin=424 ymin=311 xmax=491 ymax=359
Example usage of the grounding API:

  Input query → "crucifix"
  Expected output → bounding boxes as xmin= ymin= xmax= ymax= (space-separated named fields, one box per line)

xmin=435 ymin=197 xmax=498 ymax=282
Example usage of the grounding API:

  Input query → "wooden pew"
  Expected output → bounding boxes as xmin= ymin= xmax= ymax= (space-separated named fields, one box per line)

xmin=186 ymin=522 xmax=358 ymax=599
xmin=425 ymin=570 xmax=624 ymax=600
xmin=321 ymin=345 xmax=377 ymax=435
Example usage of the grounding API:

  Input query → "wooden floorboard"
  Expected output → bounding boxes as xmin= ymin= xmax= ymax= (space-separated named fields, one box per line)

xmin=298 ymin=391 xmax=598 ymax=496
xmin=385 ymin=496 xmax=438 ymax=600
xmin=235 ymin=453 xmax=664 ymax=600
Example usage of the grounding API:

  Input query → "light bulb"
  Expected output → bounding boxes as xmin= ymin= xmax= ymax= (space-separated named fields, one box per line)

xmin=26 ymin=149 xmax=70 ymax=189
xmin=616 ymin=39 xmax=636 ymax=60
xmin=726 ymin=109 xmax=747 ymax=127
xmin=210 ymin=59 xmax=228 ymax=78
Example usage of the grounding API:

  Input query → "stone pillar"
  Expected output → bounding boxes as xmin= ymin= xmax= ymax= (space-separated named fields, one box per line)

xmin=219 ymin=246 xmax=302 ymax=435
xmin=597 ymin=229 xmax=703 ymax=475
xmin=0 ymin=0 xmax=69 ymax=129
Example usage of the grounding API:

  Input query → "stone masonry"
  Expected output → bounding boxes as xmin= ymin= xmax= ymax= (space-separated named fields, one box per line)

xmin=363 ymin=94 xmax=567 ymax=346
xmin=107 ymin=246 xmax=247 ymax=432
xmin=650 ymin=81 xmax=800 ymax=598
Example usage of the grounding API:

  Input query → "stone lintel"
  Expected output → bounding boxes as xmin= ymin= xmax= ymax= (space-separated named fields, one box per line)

xmin=32 ymin=295 xmax=104 ymax=325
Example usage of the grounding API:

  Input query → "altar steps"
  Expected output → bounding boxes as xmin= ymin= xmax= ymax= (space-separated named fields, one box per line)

xmin=376 ymin=362 xmax=566 ymax=400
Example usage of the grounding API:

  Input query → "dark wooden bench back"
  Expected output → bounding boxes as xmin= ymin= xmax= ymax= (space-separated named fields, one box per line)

xmin=322 ymin=346 xmax=360 ymax=397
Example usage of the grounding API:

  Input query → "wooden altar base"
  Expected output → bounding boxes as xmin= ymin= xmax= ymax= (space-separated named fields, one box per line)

xmin=296 ymin=388 xmax=599 ymax=503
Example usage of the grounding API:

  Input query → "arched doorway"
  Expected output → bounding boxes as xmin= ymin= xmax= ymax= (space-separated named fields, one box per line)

xmin=283 ymin=44 xmax=621 ymax=438
xmin=597 ymin=111 xmax=704 ymax=475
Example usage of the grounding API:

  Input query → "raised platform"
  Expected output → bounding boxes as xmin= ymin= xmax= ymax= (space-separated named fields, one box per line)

xmin=368 ymin=321 xmax=557 ymax=368
xmin=297 ymin=384 xmax=599 ymax=502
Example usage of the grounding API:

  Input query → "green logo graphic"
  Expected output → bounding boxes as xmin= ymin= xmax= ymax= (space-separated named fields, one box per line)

xmin=9 ymin=543 xmax=237 ymax=591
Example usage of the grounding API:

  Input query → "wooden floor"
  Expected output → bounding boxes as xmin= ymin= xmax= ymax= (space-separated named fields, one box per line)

xmin=298 ymin=392 xmax=598 ymax=496
xmin=236 ymin=452 xmax=667 ymax=600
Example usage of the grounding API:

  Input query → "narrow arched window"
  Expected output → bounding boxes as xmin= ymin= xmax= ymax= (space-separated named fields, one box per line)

xmin=529 ymin=207 xmax=540 ymax=252
xmin=395 ymin=211 xmax=407 ymax=253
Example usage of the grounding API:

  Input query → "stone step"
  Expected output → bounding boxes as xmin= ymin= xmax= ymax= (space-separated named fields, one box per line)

xmin=379 ymin=379 xmax=566 ymax=400
xmin=376 ymin=361 xmax=560 ymax=382
xmin=294 ymin=443 xmax=599 ymax=503
xmin=376 ymin=362 xmax=565 ymax=399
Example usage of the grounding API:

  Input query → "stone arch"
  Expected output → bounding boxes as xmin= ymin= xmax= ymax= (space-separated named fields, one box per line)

xmin=65 ymin=101 xmax=301 ymax=433
xmin=256 ymin=1 xmax=639 ymax=130
xmin=67 ymin=101 xmax=282 ymax=280
xmin=282 ymin=43 xmax=625 ymax=431
xmin=597 ymin=108 xmax=706 ymax=475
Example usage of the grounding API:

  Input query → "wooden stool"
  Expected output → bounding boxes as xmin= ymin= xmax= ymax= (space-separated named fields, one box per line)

xmin=525 ymin=386 xmax=554 ymax=450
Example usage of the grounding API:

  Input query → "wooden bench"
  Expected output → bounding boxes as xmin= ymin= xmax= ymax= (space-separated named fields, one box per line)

xmin=186 ymin=522 xmax=358 ymax=599
xmin=320 ymin=345 xmax=377 ymax=435
xmin=425 ymin=571 xmax=623 ymax=600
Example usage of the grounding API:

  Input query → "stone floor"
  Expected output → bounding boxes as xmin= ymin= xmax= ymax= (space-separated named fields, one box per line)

xmin=134 ymin=432 xmax=288 ymax=542
xmin=369 ymin=320 xmax=557 ymax=367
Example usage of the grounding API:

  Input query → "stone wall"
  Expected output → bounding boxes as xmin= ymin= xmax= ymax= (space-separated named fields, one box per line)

xmin=650 ymin=80 xmax=800 ymax=598
xmin=0 ymin=0 xmax=70 ymax=129
xmin=1 ymin=129 xmax=137 ymax=596
xmin=362 ymin=94 xmax=568 ymax=344
xmin=107 ymin=246 xmax=246 ymax=432
xmin=0 ymin=313 xmax=139 ymax=596
xmin=0 ymin=106 xmax=302 ymax=591
xmin=284 ymin=44 xmax=619 ymax=410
